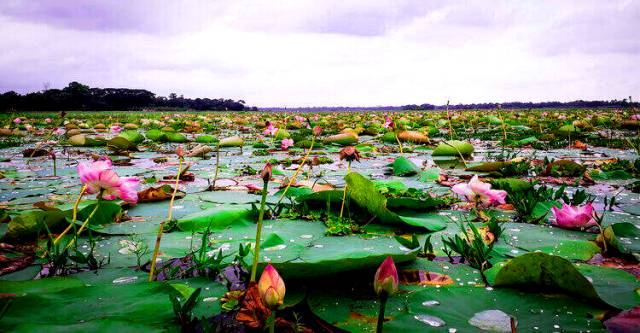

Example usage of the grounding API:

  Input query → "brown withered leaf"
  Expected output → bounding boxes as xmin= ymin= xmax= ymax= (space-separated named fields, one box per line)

xmin=0 ymin=255 xmax=33 ymax=276
xmin=236 ymin=282 xmax=271 ymax=329
xmin=137 ymin=185 xmax=185 ymax=203
xmin=399 ymin=269 xmax=454 ymax=286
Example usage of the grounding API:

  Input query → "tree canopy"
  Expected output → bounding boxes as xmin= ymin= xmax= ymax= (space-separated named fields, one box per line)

xmin=0 ymin=82 xmax=250 ymax=112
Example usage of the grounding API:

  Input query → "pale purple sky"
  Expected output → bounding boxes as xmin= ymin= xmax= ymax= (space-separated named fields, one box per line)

xmin=0 ymin=0 xmax=638 ymax=106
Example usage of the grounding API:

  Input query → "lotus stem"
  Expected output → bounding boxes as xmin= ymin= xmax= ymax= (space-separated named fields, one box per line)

xmin=250 ymin=178 xmax=270 ymax=282
xmin=211 ymin=144 xmax=220 ymax=190
xmin=64 ymin=198 xmax=101 ymax=250
xmin=394 ymin=132 xmax=403 ymax=154
xmin=52 ymin=184 xmax=87 ymax=246
xmin=52 ymin=156 xmax=57 ymax=177
xmin=269 ymin=312 xmax=276 ymax=333
xmin=376 ymin=294 xmax=388 ymax=333
xmin=148 ymin=157 xmax=183 ymax=281
xmin=277 ymin=136 xmax=315 ymax=205
xmin=339 ymin=162 xmax=351 ymax=221
xmin=446 ymin=101 xmax=454 ymax=140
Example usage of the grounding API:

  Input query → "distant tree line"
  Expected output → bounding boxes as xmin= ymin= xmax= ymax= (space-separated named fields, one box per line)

xmin=402 ymin=99 xmax=639 ymax=110
xmin=0 ymin=82 xmax=252 ymax=112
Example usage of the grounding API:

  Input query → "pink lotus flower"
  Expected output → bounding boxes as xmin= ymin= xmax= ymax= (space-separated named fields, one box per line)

xmin=383 ymin=115 xmax=393 ymax=129
xmin=117 ymin=177 xmax=140 ymax=203
xmin=258 ymin=264 xmax=286 ymax=309
xmin=54 ymin=127 xmax=65 ymax=136
xmin=24 ymin=124 xmax=33 ymax=131
xmin=281 ymin=138 xmax=294 ymax=150
xmin=374 ymin=256 xmax=398 ymax=297
xmin=551 ymin=202 xmax=596 ymax=229
xmin=263 ymin=121 xmax=278 ymax=136
xmin=110 ymin=125 xmax=122 ymax=134
xmin=451 ymin=175 xmax=507 ymax=206
xmin=294 ymin=115 xmax=306 ymax=123
xmin=45 ymin=118 xmax=52 ymax=123
xmin=631 ymin=114 xmax=640 ymax=121
xmin=77 ymin=159 xmax=140 ymax=203
xmin=13 ymin=118 xmax=21 ymax=124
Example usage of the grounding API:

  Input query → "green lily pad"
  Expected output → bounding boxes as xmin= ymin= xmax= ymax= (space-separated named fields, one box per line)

xmin=391 ymin=156 xmax=421 ymax=176
xmin=432 ymin=140 xmax=474 ymax=157
xmin=219 ymin=135 xmax=244 ymax=147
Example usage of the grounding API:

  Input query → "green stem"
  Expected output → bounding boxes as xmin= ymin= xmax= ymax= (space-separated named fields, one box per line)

xmin=211 ymin=144 xmax=220 ymax=190
xmin=277 ymin=136 xmax=315 ymax=205
xmin=65 ymin=198 xmax=101 ymax=250
xmin=250 ymin=179 xmax=270 ymax=282
xmin=339 ymin=162 xmax=351 ymax=221
xmin=52 ymin=185 xmax=86 ymax=247
xmin=148 ymin=157 xmax=183 ymax=281
xmin=269 ymin=311 xmax=276 ymax=333
xmin=376 ymin=294 xmax=388 ymax=333
xmin=394 ymin=131 xmax=403 ymax=154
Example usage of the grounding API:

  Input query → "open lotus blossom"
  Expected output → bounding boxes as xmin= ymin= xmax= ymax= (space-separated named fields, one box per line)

xmin=281 ymin=138 xmax=294 ymax=150
xmin=374 ymin=256 xmax=398 ymax=297
xmin=54 ymin=127 xmax=66 ymax=135
xmin=258 ymin=264 xmax=286 ymax=309
xmin=24 ymin=124 xmax=33 ymax=131
xmin=294 ymin=115 xmax=306 ymax=123
xmin=13 ymin=117 xmax=21 ymax=124
xmin=631 ymin=114 xmax=640 ymax=121
xmin=118 ymin=177 xmax=141 ymax=203
xmin=45 ymin=118 xmax=52 ymax=123
xmin=551 ymin=202 xmax=596 ymax=229
xmin=451 ymin=175 xmax=507 ymax=206
xmin=263 ymin=121 xmax=278 ymax=136
xmin=77 ymin=159 xmax=140 ymax=203
xmin=110 ymin=125 xmax=122 ymax=134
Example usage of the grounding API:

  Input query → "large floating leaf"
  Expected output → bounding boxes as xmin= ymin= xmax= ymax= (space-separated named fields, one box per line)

xmin=176 ymin=205 xmax=254 ymax=232
xmin=0 ymin=280 xmax=179 ymax=332
xmin=323 ymin=132 xmax=358 ymax=146
xmin=487 ymin=253 xmax=600 ymax=301
xmin=601 ymin=222 xmax=640 ymax=259
xmin=432 ymin=140 xmax=474 ymax=157
xmin=165 ymin=132 xmax=188 ymax=143
xmin=67 ymin=134 xmax=106 ymax=147
xmin=219 ymin=135 xmax=244 ymax=147
xmin=499 ymin=222 xmax=600 ymax=261
xmin=5 ymin=210 xmax=66 ymax=239
xmin=118 ymin=130 xmax=144 ymax=144
xmin=345 ymin=172 xmax=446 ymax=231
xmin=575 ymin=264 xmax=640 ymax=310
xmin=390 ymin=156 xmax=420 ymax=176
xmin=397 ymin=130 xmax=430 ymax=144
xmin=308 ymin=272 xmax=607 ymax=332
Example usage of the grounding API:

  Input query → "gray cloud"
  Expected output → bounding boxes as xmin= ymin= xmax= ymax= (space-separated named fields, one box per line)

xmin=0 ymin=0 xmax=638 ymax=106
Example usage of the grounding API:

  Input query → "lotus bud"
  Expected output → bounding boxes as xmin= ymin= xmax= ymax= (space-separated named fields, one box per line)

xmin=313 ymin=125 xmax=322 ymax=137
xmin=258 ymin=264 xmax=286 ymax=309
xmin=175 ymin=146 xmax=184 ymax=158
xmin=260 ymin=162 xmax=272 ymax=183
xmin=374 ymin=256 xmax=398 ymax=298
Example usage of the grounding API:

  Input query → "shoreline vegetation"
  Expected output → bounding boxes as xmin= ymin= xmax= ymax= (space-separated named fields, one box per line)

xmin=1 ymin=82 xmax=638 ymax=113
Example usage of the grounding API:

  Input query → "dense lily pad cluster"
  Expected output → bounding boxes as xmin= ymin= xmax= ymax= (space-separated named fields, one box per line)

xmin=0 ymin=108 xmax=639 ymax=332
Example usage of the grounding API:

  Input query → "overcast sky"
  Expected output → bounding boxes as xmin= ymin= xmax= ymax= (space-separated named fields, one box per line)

xmin=0 ymin=0 xmax=638 ymax=107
